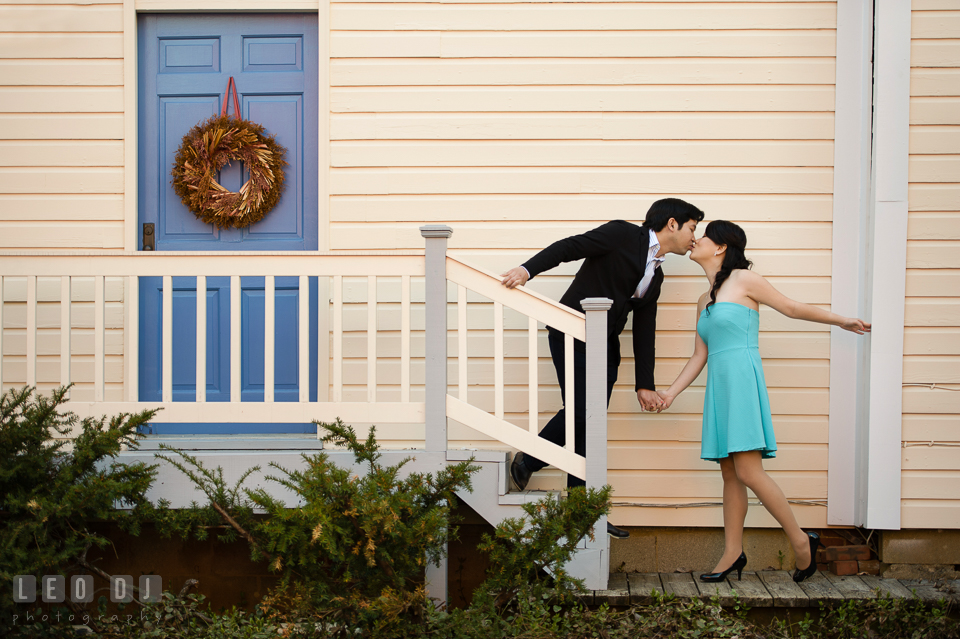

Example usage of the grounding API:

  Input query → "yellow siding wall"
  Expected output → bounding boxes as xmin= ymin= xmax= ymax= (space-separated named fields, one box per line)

xmin=329 ymin=0 xmax=838 ymax=527
xmin=0 ymin=1 xmax=125 ymax=248
xmin=902 ymin=1 xmax=960 ymax=529
xmin=0 ymin=2 xmax=126 ymax=399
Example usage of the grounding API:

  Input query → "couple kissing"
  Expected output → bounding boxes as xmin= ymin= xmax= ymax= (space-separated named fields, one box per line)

xmin=500 ymin=199 xmax=870 ymax=583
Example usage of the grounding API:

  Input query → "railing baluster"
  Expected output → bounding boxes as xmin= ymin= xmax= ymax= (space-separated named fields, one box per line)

xmin=0 ymin=277 xmax=4 ymax=393
xmin=458 ymin=284 xmax=467 ymax=401
xmin=528 ymin=316 xmax=538 ymax=434
xmin=26 ymin=276 xmax=36 ymax=388
xmin=230 ymin=275 xmax=241 ymax=403
xmin=367 ymin=275 xmax=376 ymax=402
xmin=494 ymin=301 xmax=503 ymax=420
xmin=299 ymin=275 xmax=309 ymax=403
xmin=124 ymin=276 xmax=137 ymax=402
xmin=401 ymin=275 xmax=410 ymax=403
xmin=333 ymin=275 xmax=343 ymax=402
xmin=265 ymin=275 xmax=275 ymax=403
xmin=564 ymin=333 xmax=574 ymax=453
xmin=196 ymin=276 xmax=206 ymax=402
xmin=94 ymin=277 xmax=105 ymax=402
xmin=162 ymin=276 xmax=173 ymax=403
xmin=318 ymin=276 xmax=329 ymax=405
xmin=61 ymin=276 xmax=71 ymax=396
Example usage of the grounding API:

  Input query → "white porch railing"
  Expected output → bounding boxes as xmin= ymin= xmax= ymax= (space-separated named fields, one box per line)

xmin=420 ymin=226 xmax=611 ymax=492
xmin=0 ymin=228 xmax=611 ymax=492
xmin=0 ymin=251 xmax=426 ymax=431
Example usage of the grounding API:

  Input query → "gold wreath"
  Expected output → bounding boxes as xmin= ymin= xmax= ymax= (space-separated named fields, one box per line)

xmin=171 ymin=114 xmax=287 ymax=229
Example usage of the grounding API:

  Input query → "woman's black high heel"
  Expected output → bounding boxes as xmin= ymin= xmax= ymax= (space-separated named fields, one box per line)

xmin=700 ymin=551 xmax=747 ymax=583
xmin=792 ymin=532 xmax=820 ymax=583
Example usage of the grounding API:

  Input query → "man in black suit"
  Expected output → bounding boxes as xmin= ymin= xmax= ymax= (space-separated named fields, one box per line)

xmin=501 ymin=198 xmax=705 ymax=538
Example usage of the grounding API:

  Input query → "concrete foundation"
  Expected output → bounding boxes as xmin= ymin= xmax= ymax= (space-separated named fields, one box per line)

xmin=881 ymin=563 xmax=960 ymax=580
xmin=609 ymin=527 xmax=802 ymax=573
xmin=880 ymin=530 xmax=960 ymax=565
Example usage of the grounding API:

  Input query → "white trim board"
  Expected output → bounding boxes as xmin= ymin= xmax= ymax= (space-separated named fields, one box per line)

xmin=828 ymin=0 xmax=873 ymax=527
xmin=861 ymin=0 xmax=911 ymax=531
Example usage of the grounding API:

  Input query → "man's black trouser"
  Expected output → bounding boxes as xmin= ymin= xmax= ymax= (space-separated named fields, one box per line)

xmin=523 ymin=330 xmax=620 ymax=488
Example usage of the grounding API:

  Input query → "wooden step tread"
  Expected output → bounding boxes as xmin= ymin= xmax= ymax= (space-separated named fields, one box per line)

xmin=582 ymin=572 xmax=960 ymax=608
xmin=500 ymin=489 xmax=562 ymax=505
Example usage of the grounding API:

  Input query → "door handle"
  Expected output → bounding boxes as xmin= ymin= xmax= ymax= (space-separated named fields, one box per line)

xmin=142 ymin=223 xmax=155 ymax=251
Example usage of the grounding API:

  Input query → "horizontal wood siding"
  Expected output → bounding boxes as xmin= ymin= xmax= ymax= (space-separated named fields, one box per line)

xmin=0 ymin=2 xmax=125 ymax=248
xmin=329 ymin=0 xmax=838 ymax=527
xmin=902 ymin=1 xmax=960 ymax=529
xmin=0 ymin=3 xmax=126 ymax=399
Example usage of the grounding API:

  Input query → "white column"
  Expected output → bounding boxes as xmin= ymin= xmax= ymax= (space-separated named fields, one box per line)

xmin=861 ymin=0 xmax=911 ymax=530
xmin=582 ymin=297 xmax=611 ymax=592
xmin=828 ymin=0 xmax=874 ymax=526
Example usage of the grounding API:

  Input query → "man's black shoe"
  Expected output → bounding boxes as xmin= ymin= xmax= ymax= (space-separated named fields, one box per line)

xmin=607 ymin=522 xmax=630 ymax=539
xmin=511 ymin=452 xmax=531 ymax=491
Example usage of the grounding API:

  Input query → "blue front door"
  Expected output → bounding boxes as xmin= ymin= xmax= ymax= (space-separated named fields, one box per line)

xmin=137 ymin=14 xmax=319 ymax=433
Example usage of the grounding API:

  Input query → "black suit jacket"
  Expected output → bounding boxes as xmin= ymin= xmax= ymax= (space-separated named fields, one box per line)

xmin=522 ymin=220 xmax=662 ymax=391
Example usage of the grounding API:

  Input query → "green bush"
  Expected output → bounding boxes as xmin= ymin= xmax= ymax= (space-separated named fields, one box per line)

xmin=476 ymin=485 xmax=612 ymax=608
xmin=156 ymin=418 xmax=479 ymax=637
xmin=0 ymin=386 xmax=158 ymax=634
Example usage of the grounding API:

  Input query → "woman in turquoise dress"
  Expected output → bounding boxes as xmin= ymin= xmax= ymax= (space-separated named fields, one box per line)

xmin=656 ymin=221 xmax=870 ymax=584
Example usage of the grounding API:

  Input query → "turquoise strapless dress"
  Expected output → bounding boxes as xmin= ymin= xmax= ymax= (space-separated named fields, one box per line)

xmin=697 ymin=302 xmax=777 ymax=462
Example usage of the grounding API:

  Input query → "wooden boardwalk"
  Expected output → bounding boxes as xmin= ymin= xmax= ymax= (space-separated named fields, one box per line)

xmin=582 ymin=572 xmax=960 ymax=608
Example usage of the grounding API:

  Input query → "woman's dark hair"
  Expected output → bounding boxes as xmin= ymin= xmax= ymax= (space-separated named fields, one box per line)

xmin=704 ymin=220 xmax=753 ymax=314
xmin=644 ymin=198 xmax=705 ymax=232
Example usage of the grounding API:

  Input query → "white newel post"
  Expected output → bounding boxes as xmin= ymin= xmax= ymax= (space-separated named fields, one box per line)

xmin=582 ymin=297 xmax=611 ymax=591
xmin=420 ymin=225 xmax=452 ymax=453
xmin=420 ymin=224 xmax=452 ymax=604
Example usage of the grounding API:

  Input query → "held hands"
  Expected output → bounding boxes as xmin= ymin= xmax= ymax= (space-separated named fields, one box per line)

xmin=656 ymin=390 xmax=675 ymax=411
xmin=637 ymin=389 xmax=664 ymax=413
xmin=839 ymin=318 xmax=871 ymax=335
xmin=500 ymin=266 xmax=529 ymax=289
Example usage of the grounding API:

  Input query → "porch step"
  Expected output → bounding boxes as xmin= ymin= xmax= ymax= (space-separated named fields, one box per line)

xmin=499 ymin=489 xmax=562 ymax=506
xmin=584 ymin=571 xmax=960 ymax=608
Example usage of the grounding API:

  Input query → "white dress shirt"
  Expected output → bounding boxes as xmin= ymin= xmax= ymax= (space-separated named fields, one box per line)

xmin=633 ymin=228 xmax=664 ymax=299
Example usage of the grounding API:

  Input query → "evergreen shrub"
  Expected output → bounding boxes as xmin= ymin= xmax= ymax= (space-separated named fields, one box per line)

xmin=0 ymin=386 xmax=158 ymax=634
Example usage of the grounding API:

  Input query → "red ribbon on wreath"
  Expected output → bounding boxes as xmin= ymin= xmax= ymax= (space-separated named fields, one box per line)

xmin=221 ymin=76 xmax=241 ymax=120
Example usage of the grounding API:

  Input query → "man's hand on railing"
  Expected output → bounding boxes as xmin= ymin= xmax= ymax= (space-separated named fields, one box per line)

xmin=500 ymin=266 xmax=529 ymax=289
xmin=637 ymin=388 xmax=665 ymax=413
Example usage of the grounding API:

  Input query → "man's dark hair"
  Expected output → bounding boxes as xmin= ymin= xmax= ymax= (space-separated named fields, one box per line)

xmin=643 ymin=198 xmax=705 ymax=231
